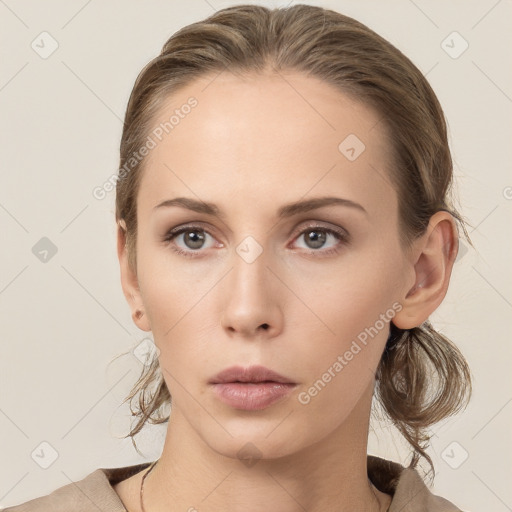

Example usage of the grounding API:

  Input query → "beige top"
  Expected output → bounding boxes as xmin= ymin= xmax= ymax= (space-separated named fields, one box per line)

xmin=2 ymin=455 xmax=461 ymax=511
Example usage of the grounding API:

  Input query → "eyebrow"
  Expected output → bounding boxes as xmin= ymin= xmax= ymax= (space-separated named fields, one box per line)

xmin=153 ymin=196 xmax=367 ymax=218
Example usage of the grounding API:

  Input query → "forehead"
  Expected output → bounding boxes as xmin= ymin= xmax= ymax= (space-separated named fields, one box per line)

xmin=137 ymin=70 xmax=396 ymax=222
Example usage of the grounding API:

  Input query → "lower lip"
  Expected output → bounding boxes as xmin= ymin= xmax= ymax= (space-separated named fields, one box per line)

xmin=210 ymin=382 xmax=297 ymax=410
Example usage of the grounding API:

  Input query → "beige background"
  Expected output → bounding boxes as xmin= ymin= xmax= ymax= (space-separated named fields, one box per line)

xmin=1 ymin=0 xmax=511 ymax=510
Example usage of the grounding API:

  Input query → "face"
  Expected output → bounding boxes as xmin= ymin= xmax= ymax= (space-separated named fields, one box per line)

xmin=121 ymin=70 xmax=417 ymax=459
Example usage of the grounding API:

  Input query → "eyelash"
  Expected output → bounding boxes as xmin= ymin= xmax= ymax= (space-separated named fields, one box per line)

xmin=162 ymin=223 xmax=350 ymax=259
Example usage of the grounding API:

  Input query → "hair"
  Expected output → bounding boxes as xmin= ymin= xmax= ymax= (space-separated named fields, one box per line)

xmin=115 ymin=3 xmax=473 ymax=482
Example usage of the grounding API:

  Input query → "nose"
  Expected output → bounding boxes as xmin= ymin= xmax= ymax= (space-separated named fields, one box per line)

xmin=220 ymin=244 xmax=283 ymax=339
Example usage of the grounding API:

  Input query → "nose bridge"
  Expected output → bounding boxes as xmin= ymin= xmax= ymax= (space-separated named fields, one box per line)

xmin=220 ymin=232 xmax=282 ymax=335
xmin=225 ymin=204 xmax=273 ymax=294
xmin=230 ymin=234 xmax=271 ymax=304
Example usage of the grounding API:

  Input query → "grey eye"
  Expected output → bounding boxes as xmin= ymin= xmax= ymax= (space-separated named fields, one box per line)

xmin=179 ymin=229 xmax=208 ymax=250
xmin=302 ymin=229 xmax=327 ymax=249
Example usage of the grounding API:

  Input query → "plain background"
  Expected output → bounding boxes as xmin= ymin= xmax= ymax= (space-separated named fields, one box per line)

xmin=1 ymin=0 xmax=511 ymax=510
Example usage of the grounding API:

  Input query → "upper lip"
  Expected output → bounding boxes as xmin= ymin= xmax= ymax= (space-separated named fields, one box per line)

xmin=209 ymin=365 xmax=296 ymax=384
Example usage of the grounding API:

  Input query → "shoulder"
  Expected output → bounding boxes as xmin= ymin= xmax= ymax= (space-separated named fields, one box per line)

xmin=1 ymin=463 xmax=152 ymax=512
xmin=367 ymin=455 xmax=462 ymax=511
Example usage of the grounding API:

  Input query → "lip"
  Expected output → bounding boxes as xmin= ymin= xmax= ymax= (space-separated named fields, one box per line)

xmin=211 ymin=382 xmax=296 ymax=410
xmin=209 ymin=365 xmax=297 ymax=411
xmin=209 ymin=365 xmax=296 ymax=385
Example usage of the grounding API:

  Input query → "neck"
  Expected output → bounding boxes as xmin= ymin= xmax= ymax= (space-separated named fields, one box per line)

xmin=143 ymin=382 xmax=388 ymax=512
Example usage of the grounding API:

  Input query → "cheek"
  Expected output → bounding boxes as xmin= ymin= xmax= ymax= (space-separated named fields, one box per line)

xmin=297 ymin=253 xmax=399 ymax=389
xmin=137 ymin=262 xmax=220 ymax=376
xmin=308 ymin=259 xmax=397 ymax=343
xmin=136 ymin=244 xmax=217 ymax=329
xmin=294 ymin=298 xmax=388 ymax=432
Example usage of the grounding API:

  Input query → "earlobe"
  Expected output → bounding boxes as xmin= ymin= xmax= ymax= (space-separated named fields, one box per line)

xmin=132 ymin=308 xmax=151 ymax=331
xmin=392 ymin=211 xmax=458 ymax=330
xmin=117 ymin=219 xmax=151 ymax=332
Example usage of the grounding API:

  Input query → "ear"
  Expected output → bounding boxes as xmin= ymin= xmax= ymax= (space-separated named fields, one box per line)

xmin=117 ymin=219 xmax=151 ymax=332
xmin=392 ymin=211 xmax=459 ymax=330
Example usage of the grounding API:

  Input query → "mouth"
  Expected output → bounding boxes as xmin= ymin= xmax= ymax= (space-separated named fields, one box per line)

xmin=209 ymin=365 xmax=297 ymax=410
xmin=208 ymin=365 xmax=296 ymax=385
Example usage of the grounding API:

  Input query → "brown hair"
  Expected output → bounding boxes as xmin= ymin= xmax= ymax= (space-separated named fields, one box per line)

xmin=115 ymin=4 xmax=473 ymax=481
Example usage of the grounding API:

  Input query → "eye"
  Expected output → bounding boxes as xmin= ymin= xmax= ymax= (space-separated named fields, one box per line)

xmin=163 ymin=222 xmax=349 ymax=259
xmin=291 ymin=223 xmax=349 ymax=256
xmin=163 ymin=225 xmax=218 ymax=258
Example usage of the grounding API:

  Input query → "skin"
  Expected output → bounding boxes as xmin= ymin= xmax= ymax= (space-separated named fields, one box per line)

xmin=114 ymin=69 xmax=458 ymax=512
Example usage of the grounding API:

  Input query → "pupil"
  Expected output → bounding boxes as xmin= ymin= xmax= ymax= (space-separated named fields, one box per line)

xmin=307 ymin=230 xmax=325 ymax=248
xmin=186 ymin=231 xmax=204 ymax=249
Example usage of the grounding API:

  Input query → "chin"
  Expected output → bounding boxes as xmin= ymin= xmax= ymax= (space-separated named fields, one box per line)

xmin=202 ymin=423 xmax=309 ymax=463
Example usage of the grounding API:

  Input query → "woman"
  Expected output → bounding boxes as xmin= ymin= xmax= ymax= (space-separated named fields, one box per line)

xmin=5 ymin=4 xmax=472 ymax=511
